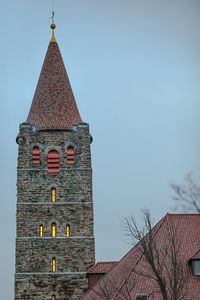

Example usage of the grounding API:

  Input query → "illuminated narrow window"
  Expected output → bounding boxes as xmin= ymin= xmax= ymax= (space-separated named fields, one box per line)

xmin=52 ymin=296 xmax=56 ymax=300
xmin=39 ymin=225 xmax=43 ymax=237
xmin=67 ymin=146 xmax=75 ymax=165
xmin=51 ymin=223 xmax=57 ymax=237
xmin=52 ymin=257 xmax=56 ymax=272
xmin=47 ymin=150 xmax=60 ymax=173
xmin=66 ymin=224 xmax=71 ymax=237
xmin=32 ymin=146 xmax=40 ymax=165
xmin=51 ymin=187 xmax=56 ymax=202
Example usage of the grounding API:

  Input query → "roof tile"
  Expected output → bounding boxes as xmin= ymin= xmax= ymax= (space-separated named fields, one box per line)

xmin=87 ymin=262 xmax=118 ymax=274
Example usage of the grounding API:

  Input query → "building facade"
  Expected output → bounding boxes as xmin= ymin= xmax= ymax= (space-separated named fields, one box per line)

xmin=15 ymin=24 xmax=95 ymax=300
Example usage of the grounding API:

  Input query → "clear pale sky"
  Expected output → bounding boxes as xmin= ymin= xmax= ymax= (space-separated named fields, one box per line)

xmin=1 ymin=1 xmax=200 ymax=299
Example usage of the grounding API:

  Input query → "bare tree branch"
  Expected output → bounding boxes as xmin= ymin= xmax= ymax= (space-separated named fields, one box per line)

xmin=171 ymin=173 xmax=200 ymax=213
xmin=122 ymin=209 xmax=188 ymax=300
xmin=86 ymin=210 xmax=188 ymax=300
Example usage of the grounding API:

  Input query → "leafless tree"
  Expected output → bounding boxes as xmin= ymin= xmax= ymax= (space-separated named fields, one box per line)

xmin=85 ymin=210 xmax=188 ymax=300
xmin=123 ymin=209 xmax=188 ymax=300
xmin=170 ymin=173 xmax=200 ymax=213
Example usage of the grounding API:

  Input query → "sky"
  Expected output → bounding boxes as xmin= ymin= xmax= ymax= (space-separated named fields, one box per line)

xmin=1 ymin=0 xmax=200 ymax=299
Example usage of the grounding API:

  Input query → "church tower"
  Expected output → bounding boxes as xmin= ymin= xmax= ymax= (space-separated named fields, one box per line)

xmin=15 ymin=22 xmax=95 ymax=300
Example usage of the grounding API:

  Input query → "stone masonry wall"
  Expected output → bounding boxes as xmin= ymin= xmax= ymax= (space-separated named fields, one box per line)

xmin=15 ymin=122 xmax=95 ymax=300
xmin=16 ymin=203 xmax=93 ymax=237
xmin=15 ymin=274 xmax=88 ymax=300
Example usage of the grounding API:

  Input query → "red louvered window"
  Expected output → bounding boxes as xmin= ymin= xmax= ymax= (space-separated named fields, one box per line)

xmin=32 ymin=146 xmax=40 ymax=165
xmin=47 ymin=150 xmax=60 ymax=174
xmin=67 ymin=146 xmax=75 ymax=165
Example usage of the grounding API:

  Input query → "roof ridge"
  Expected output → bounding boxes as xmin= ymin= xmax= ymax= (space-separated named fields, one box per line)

xmin=95 ymin=261 xmax=118 ymax=264
xmin=166 ymin=213 xmax=200 ymax=216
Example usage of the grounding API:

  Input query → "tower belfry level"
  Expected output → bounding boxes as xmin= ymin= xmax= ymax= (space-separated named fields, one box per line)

xmin=15 ymin=23 xmax=95 ymax=300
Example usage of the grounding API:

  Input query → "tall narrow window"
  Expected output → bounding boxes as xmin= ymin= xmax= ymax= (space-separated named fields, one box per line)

xmin=47 ymin=150 xmax=60 ymax=173
xmin=52 ymin=296 xmax=56 ymax=300
xmin=67 ymin=146 xmax=75 ymax=165
xmin=52 ymin=257 xmax=56 ymax=272
xmin=51 ymin=223 xmax=57 ymax=237
xmin=51 ymin=187 xmax=57 ymax=202
xmin=39 ymin=225 xmax=43 ymax=237
xmin=66 ymin=224 xmax=71 ymax=237
xmin=32 ymin=146 xmax=40 ymax=165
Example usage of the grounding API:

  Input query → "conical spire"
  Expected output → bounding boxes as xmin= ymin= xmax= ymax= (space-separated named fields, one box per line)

xmin=27 ymin=24 xmax=82 ymax=130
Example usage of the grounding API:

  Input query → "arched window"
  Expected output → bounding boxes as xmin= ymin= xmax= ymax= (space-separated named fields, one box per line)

xmin=67 ymin=146 xmax=75 ymax=165
xmin=47 ymin=150 xmax=60 ymax=173
xmin=39 ymin=225 xmax=43 ymax=237
xmin=32 ymin=146 xmax=40 ymax=165
xmin=51 ymin=187 xmax=57 ymax=202
xmin=52 ymin=295 xmax=56 ymax=300
xmin=51 ymin=223 xmax=57 ymax=237
xmin=52 ymin=257 xmax=56 ymax=272
xmin=66 ymin=224 xmax=71 ymax=237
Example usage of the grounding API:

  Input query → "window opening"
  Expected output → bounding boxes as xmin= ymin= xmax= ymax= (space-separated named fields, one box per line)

xmin=67 ymin=146 xmax=75 ymax=165
xmin=51 ymin=223 xmax=57 ymax=237
xmin=47 ymin=150 xmax=60 ymax=173
xmin=51 ymin=187 xmax=56 ymax=202
xmin=52 ymin=257 xmax=56 ymax=272
xmin=194 ymin=260 xmax=200 ymax=275
xmin=66 ymin=224 xmax=71 ymax=237
xmin=39 ymin=225 xmax=43 ymax=237
xmin=32 ymin=146 xmax=40 ymax=165
xmin=52 ymin=296 xmax=56 ymax=300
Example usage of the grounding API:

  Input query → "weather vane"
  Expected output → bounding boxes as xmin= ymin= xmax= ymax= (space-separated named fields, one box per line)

xmin=51 ymin=11 xmax=55 ymax=23
xmin=50 ymin=0 xmax=56 ymax=42
xmin=51 ymin=0 xmax=55 ymax=24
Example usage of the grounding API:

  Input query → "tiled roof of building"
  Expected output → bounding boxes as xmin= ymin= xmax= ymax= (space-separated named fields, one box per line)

xmin=82 ymin=214 xmax=200 ymax=300
xmin=190 ymin=249 xmax=200 ymax=260
xmin=27 ymin=37 xmax=82 ymax=130
xmin=87 ymin=262 xmax=118 ymax=274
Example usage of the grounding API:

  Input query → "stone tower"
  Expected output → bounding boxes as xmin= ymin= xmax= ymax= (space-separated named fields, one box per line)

xmin=15 ymin=23 xmax=95 ymax=300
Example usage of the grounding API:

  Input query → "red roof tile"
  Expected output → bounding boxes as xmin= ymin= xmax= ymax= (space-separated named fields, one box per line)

xmin=87 ymin=262 xmax=118 ymax=274
xmin=27 ymin=40 xmax=82 ymax=130
xmin=82 ymin=214 xmax=200 ymax=300
xmin=191 ymin=249 xmax=200 ymax=260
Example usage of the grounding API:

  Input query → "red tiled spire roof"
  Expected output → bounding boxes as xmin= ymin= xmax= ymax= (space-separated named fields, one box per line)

xmin=27 ymin=32 xmax=82 ymax=130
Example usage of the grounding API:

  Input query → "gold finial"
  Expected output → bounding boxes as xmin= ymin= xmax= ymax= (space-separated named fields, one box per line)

xmin=50 ymin=11 xmax=57 ymax=43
